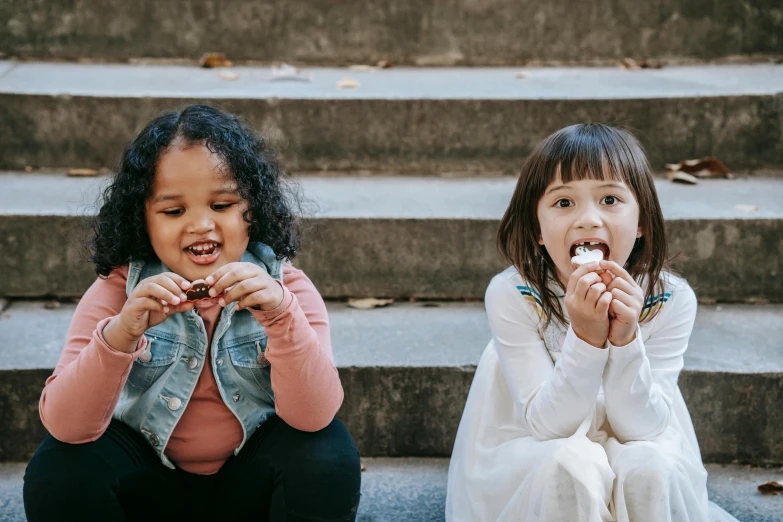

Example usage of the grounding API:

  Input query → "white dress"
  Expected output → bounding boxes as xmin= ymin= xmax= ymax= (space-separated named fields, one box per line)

xmin=446 ymin=267 xmax=739 ymax=522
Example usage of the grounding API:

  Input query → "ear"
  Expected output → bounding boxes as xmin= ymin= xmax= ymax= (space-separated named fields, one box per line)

xmin=538 ymin=235 xmax=544 ymax=245
xmin=636 ymin=228 xmax=643 ymax=239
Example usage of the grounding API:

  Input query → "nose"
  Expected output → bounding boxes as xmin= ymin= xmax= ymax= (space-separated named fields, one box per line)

xmin=186 ymin=210 xmax=215 ymax=235
xmin=574 ymin=202 xmax=603 ymax=229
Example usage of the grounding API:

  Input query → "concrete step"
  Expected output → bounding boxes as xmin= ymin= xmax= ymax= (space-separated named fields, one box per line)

xmin=1 ymin=62 xmax=782 ymax=173
xmin=1 ymin=301 xmax=781 ymax=465
xmin=1 ymin=173 xmax=782 ymax=301
xmin=1 ymin=459 xmax=782 ymax=522
xmin=1 ymin=0 xmax=781 ymax=66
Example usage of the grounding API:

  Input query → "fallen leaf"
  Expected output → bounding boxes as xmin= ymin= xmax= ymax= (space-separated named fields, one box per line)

xmin=218 ymin=71 xmax=240 ymax=81
xmin=376 ymin=60 xmax=393 ymax=69
xmin=44 ymin=300 xmax=61 ymax=310
xmin=347 ymin=298 xmax=394 ymax=310
xmin=758 ymin=481 xmax=783 ymax=495
xmin=24 ymin=165 xmax=33 ymax=173
xmin=514 ymin=72 xmax=529 ymax=79
xmin=67 ymin=168 xmax=99 ymax=177
xmin=349 ymin=64 xmax=377 ymax=73
xmin=669 ymin=171 xmax=699 ymax=185
xmin=199 ymin=52 xmax=233 ymax=68
xmin=361 ymin=461 xmax=367 ymax=472
xmin=621 ymin=58 xmax=664 ymax=70
xmin=337 ymin=77 xmax=360 ymax=89
xmin=734 ymin=204 xmax=760 ymax=212
xmin=266 ymin=63 xmax=312 ymax=82
xmin=665 ymin=157 xmax=733 ymax=179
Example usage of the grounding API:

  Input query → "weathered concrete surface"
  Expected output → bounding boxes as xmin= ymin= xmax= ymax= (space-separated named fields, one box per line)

xmin=1 ymin=174 xmax=781 ymax=300
xmin=1 ymin=0 xmax=782 ymax=65
xmin=1 ymin=460 xmax=781 ymax=522
xmin=1 ymin=63 xmax=782 ymax=172
xmin=2 ymin=301 xmax=781 ymax=463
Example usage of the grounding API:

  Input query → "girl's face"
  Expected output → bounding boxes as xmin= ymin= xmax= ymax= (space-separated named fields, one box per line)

xmin=145 ymin=144 xmax=250 ymax=282
xmin=536 ymin=176 xmax=641 ymax=285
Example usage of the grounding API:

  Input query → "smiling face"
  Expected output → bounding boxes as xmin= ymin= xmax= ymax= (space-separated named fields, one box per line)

xmin=144 ymin=143 xmax=250 ymax=281
xmin=537 ymin=176 xmax=642 ymax=285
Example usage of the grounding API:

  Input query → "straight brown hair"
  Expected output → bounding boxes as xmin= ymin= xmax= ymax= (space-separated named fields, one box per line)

xmin=497 ymin=123 xmax=670 ymax=328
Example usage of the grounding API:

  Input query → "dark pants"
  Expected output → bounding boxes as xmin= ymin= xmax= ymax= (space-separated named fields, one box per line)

xmin=23 ymin=416 xmax=361 ymax=522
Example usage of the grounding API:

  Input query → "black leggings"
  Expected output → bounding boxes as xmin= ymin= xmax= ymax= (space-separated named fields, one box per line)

xmin=23 ymin=416 xmax=361 ymax=522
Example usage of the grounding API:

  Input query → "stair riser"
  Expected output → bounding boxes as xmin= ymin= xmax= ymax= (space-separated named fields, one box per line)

xmin=1 ymin=94 xmax=782 ymax=173
xmin=1 ymin=0 xmax=781 ymax=65
xmin=2 ymin=368 xmax=780 ymax=464
xmin=1 ymin=215 xmax=780 ymax=301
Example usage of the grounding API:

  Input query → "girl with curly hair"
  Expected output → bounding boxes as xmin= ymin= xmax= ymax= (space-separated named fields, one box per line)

xmin=23 ymin=105 xmax=361 ymax=522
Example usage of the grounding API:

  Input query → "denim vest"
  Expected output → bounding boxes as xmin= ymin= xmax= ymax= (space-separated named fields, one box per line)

xmin=113 ymin=242 xmax=284 ymax=469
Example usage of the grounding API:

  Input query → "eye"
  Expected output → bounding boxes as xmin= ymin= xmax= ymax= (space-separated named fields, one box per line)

xmin=212 ymin=203 xmax=235 ymax=211
xmin=601 ymin=195 xmax=619 ymax=205
xmin=555 ymin=199 xmax=573 ymax=208
xmin=162 ymin=208 xmax=184 ymax=216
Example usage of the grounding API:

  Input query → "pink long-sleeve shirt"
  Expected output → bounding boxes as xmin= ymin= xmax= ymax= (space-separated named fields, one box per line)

xmin=39 ymin=263 xmax=343 ymax=474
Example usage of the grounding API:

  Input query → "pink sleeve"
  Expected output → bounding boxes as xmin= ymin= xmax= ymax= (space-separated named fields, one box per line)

xmin=39 ymin=267 xmax=146 ymax=443
xmin=250 ymin=263 xmax=343 ymax=432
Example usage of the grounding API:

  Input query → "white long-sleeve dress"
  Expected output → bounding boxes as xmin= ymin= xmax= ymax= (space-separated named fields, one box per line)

xmin=446 ymin=267 xmax=739 ymax=522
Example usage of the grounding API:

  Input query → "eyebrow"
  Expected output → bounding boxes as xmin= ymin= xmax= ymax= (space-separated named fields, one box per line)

xmin=152 ymin=186 xmax=239 ymax=204
xmin=544 ymin=182 xmax=627 ymax=196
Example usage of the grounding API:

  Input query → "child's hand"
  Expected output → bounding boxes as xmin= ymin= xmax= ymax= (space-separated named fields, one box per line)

xmin=565 ymin=262 xmax=612 ymax=348
xmin=109 ymin=273 xmax=194 ymax=351
xmin=599 ymin=260 xmax=644 ymax=346
xmin=206 ymin=263 xmax=284 ymax=311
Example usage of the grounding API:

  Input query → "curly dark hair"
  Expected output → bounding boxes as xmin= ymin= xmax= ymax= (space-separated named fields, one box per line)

xmin=90 ymin=104 xmax=301 ymax=276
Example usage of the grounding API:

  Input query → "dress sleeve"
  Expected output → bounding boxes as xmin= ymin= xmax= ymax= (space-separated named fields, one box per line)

xmin=485 ymin=273 xmax=609 ymax=441
xmin=39 ymin=267 xmax=147 ymax=443
xmin=250 ymin=263 xmax=343 ymax=432
xmin=603 ymin=279 xmax=697 ymax=442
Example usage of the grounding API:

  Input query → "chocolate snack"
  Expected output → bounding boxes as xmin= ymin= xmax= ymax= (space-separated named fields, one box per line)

xmin=185 ymin=280 xmax=212 ymax=302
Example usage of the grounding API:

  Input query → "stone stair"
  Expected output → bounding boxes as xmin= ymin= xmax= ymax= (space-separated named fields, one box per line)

xmin=1 ymin=4 xmax=782 ymax=517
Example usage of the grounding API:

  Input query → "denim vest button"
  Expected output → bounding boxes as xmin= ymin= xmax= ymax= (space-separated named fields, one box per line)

xmin=139 ymin=349 xmax=152 ymax=363
xmin=232 ymin=393 xmax=241 ymax=402
xmin=167 ymin=397 xmax=182 ymax=410
xmin=150 ymin=434 xmax=160 ymax=446
xmin=217 ymin=358 xmax=224 ymax=366
xmin=187 ymin=357 xmax=198 ymax=370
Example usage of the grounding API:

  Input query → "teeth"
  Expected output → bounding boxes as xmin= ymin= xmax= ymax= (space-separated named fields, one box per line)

xmin=189 ymin=243 xmax=217 ymax=253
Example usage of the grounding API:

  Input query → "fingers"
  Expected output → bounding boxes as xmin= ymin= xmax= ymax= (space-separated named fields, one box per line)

xmin=136 ymin=280 xmax=187 ymax=306
xmin=220 ymin=278 xmax=269 ymax=307
xmin=599 ymin=260 xmax=635 ymax=286
xmin=609 ymin=298 xmax=635 ymax=323
xmin=586 ymin=282 xmax=607 ymax=307
xmin=207 ymin=263 xmax=260 ymax=297
xmin=133 ymin=296 xmax=165 ymax=314
xmin=566 ymin=262 xmax=600 ymax=295
xmin=574 ymin=272 xmax=603 ymax=300
xmin=596 ymin=291 xmax=613 ymax=315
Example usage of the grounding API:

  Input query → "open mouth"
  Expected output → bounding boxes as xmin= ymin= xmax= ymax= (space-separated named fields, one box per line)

xmin=570 ymin=240 xmax=610 ymax=259
xmin=184 ymin=241 xmax=222 ymax=264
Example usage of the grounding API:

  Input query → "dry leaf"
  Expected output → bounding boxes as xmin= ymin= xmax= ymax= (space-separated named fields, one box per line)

xmin=44 ymin=300 xmax=61 ymax=310
xmin=621 ymin=58 xmax=664 ymax=70
xmin=349 ymin=65 xmax=377 ymax=73
xmin=376 ymin=60 xmax=393 ymax=69
xmin=337 ymin=77 xmax=360 ymax=89
xmin=67 ymin=168 xmax=99 ymax=177
xmin=735 ymin=204 xmax=760 ymax=212
xmin=24 ymin=165 xmax=33 ymax=173
xmin=199 ymin=52 xmax=233 ymax=68
xmin=218 ymin=71 xmax=240 ymax=81
xmin=266 ymin=63 xmax=312 ymax=82
xmin=360 ymin=461 xmax=367 ymax=472
xmin=758 ymin=481 xmax=783 ymax=495
xmin=514 ymin=72 xmax=529 ymax=79
xmin=669 ymin=171 xmax=699 ymax=185
xmin=665 ymin=157 xmax=733 ymax=179
xmin=347 ymin=298 xmax=394 ymax=310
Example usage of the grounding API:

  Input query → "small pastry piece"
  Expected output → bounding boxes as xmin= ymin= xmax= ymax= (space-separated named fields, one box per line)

xmin=571 ymin=246 xmax=605 ymax=273
xmin=185 ymin=279 xmax=213 ymax=302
